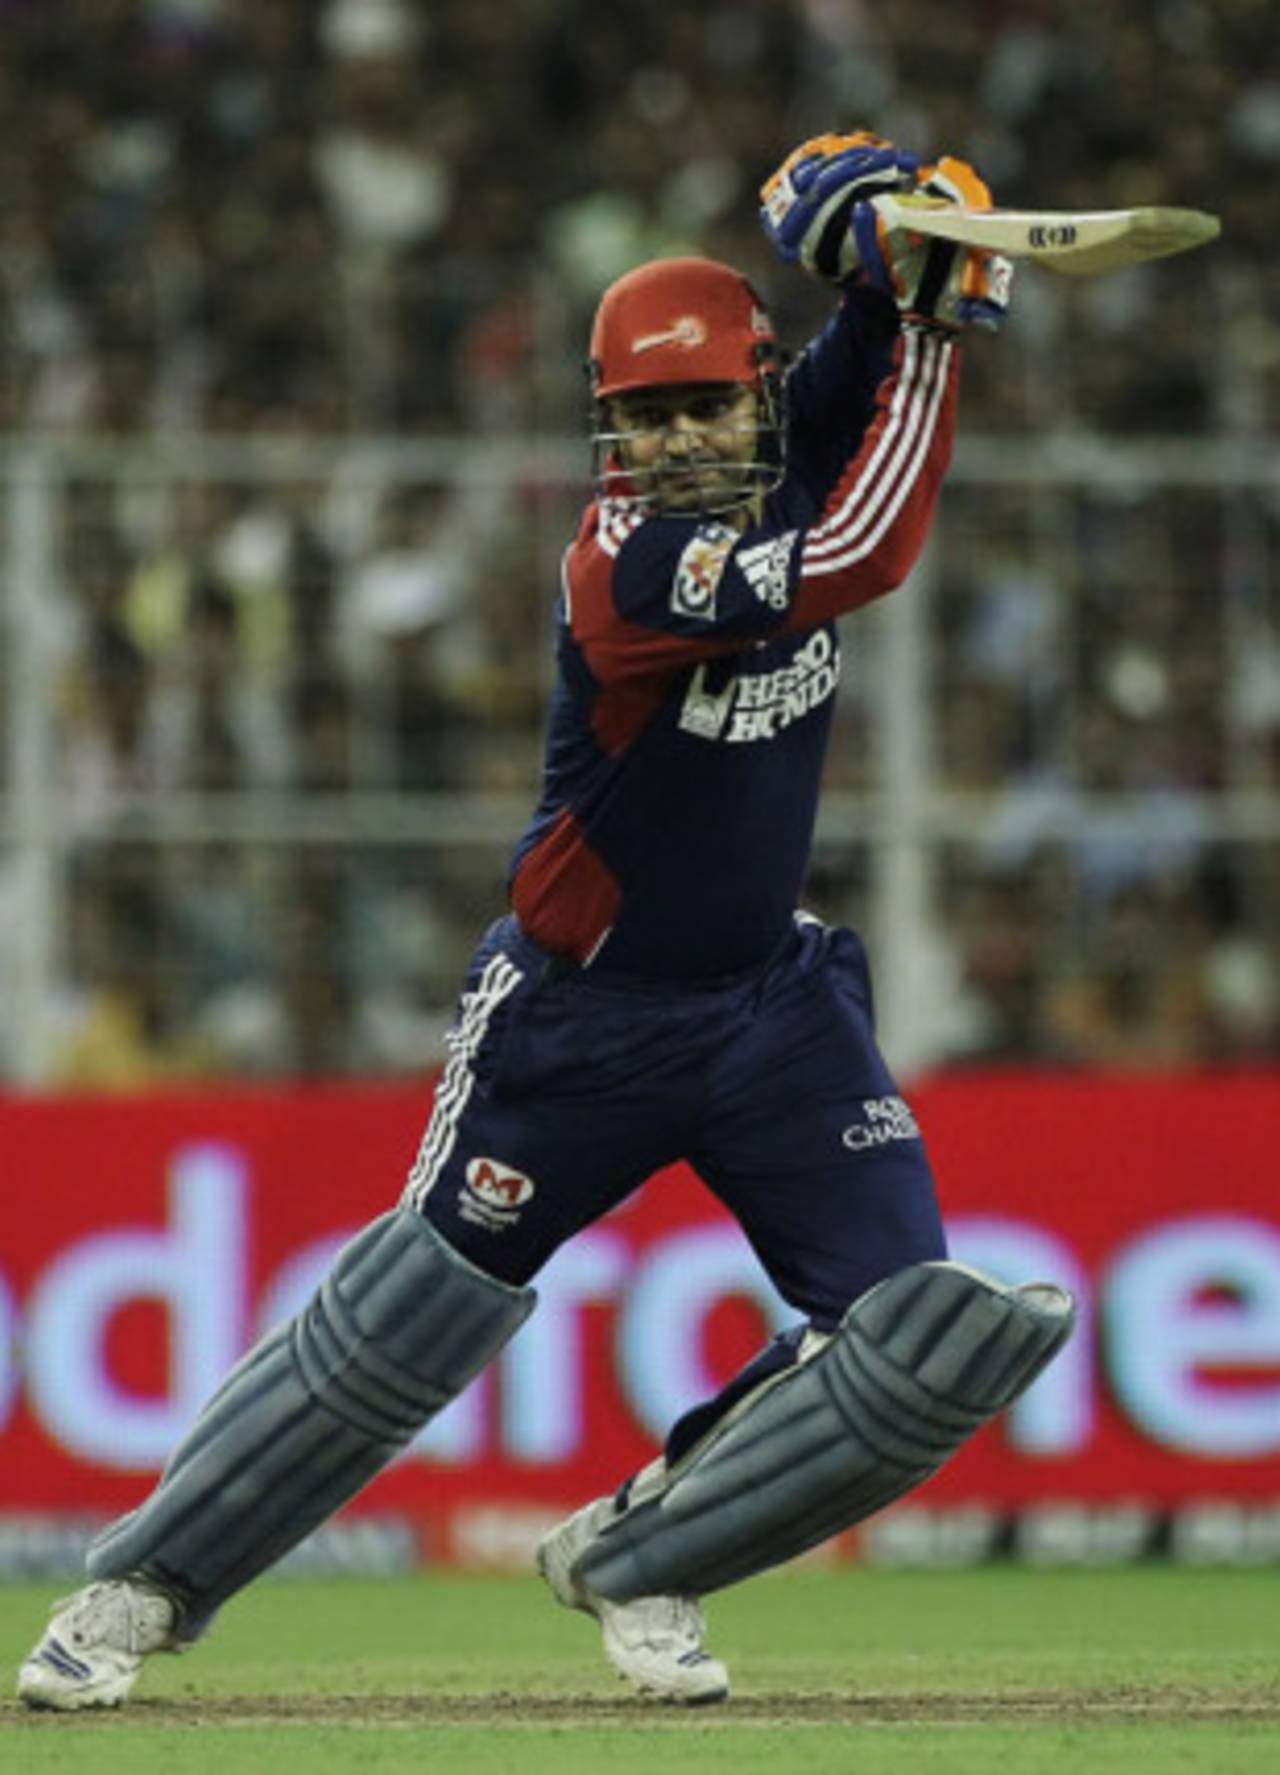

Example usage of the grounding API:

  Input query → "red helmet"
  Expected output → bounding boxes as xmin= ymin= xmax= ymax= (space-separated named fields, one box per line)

xmin=589 ymin=256 xmax=778 ymax=398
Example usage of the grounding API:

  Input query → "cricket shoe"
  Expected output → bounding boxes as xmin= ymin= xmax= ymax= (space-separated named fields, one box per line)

xmin=537 ymin=1497 xmax=730 ymax=1705
xmin=17 ymin=1578 xmax=179 ymax=1711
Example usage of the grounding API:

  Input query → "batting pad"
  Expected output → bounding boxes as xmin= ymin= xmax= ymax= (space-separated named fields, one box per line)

xmin=87 ymin=1208 xmax=534 ymax=1628
xmin=575 ymin=1260 xmax=1074 ymax=1601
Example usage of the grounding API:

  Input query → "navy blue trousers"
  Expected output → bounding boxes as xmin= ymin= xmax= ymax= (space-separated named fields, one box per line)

xmin=408 ymin=913 xmax=946 ymax=1340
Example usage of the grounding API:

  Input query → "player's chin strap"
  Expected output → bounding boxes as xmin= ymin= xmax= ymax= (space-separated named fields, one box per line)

xmin=573 ymin=1260 xmax=1074 ymax=1601
xmin=86 ymin=1209 xmax=535 ymax=1635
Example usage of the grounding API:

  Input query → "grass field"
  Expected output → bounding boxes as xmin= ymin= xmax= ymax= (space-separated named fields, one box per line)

xmin=1 ymin=1565 xmax=1276 ymax=1773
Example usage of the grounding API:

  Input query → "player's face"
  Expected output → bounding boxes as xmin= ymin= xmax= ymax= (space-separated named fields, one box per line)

xmin=608 ymin=382 xmax=761 ymax=515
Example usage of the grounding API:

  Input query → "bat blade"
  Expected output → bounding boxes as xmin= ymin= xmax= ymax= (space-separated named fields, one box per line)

xmin=872 ymin=196 xmax=1221 ymax=276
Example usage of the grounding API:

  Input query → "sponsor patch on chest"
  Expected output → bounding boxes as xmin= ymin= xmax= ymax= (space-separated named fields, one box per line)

xmin=677 ymin=627 xmax=840 ymax=742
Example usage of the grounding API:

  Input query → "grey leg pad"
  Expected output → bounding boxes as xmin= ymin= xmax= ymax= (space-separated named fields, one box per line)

xmin=87 ymin=1208 xmax=534 ymax=1624
xmin=575 ymin=1261 xmax=1074 ymax=1601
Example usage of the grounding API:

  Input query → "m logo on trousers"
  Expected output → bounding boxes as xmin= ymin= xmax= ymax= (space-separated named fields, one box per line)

xmin=467 ymin=1157 xmax=535 ymax=1206
xmin=461 ymin=1156 xmax=536 ymax=1231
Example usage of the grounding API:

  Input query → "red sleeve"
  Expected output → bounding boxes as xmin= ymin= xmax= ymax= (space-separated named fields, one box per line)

xmin=788 ymin=324 xmax=958 ymax=630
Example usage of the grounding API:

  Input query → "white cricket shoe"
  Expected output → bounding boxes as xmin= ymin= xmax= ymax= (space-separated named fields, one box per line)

xmin=537 ymin=1497 xmax=730 ymax=1705
xmin=17 ymin=1579 xmax=178 ymax=1711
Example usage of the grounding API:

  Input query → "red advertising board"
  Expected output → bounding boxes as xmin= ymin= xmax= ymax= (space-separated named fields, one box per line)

xmin=1 ymin=1073 xmax=1277 ymax=1566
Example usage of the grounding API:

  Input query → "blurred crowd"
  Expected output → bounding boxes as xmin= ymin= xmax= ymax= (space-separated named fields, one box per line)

xmin=0 ymin=0 xmax=1277 ymax=1082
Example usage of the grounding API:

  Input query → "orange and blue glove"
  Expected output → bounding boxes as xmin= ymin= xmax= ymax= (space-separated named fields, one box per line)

xmin=759 ymin=130 xmax=921 ymax=283
xmin=761 ymin=134 xmax=1014 ymax=331
xmin=857 ymin=155 xmax=1015 ymax=331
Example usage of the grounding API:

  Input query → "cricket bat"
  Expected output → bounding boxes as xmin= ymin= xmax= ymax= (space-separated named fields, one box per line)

xmin=871 ymin=194 xmax=1221 ymax=276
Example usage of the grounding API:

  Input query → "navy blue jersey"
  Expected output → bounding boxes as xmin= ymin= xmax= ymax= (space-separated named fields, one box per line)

xmin=509 ymin=292 xmax=959 ymax=979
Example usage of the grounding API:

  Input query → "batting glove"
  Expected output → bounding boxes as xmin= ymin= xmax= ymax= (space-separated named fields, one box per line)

xmin=759 ymin=129 xmax=921 ymax=284
xmin=857 ymin=156 xmax=1015 ymax=331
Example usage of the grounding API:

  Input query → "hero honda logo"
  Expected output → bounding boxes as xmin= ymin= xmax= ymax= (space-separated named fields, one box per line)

xmin=679 ymin=626 xmax=839 ymax=743
xmin=462 ymin=1156 xmax=536 ymax=1232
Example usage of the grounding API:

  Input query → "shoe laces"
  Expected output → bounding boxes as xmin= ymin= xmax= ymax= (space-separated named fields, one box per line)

xmin=612 ymin=1593 xmax=707 ymax=1653
xmin=53 ymin=1583 xmax=174 ymax=1655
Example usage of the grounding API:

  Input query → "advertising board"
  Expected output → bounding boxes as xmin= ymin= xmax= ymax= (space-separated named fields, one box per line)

xmin=1 ymin=1073 xmax=1276 ymax=1568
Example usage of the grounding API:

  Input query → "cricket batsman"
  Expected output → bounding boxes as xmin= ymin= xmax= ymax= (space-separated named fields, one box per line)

xmin=19 ymin=130 xmax=1072 ymax=1711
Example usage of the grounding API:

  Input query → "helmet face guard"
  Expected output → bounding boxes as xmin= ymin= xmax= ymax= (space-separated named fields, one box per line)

xmin=590 ymin=375 xmax=787 ymax=519
xmin=587 ymin=257 xmax=787 ymax=517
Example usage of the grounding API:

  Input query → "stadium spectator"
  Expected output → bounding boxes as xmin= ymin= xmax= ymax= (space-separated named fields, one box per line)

xmin=0 ymin=1 xmax=1275 ymax=1079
